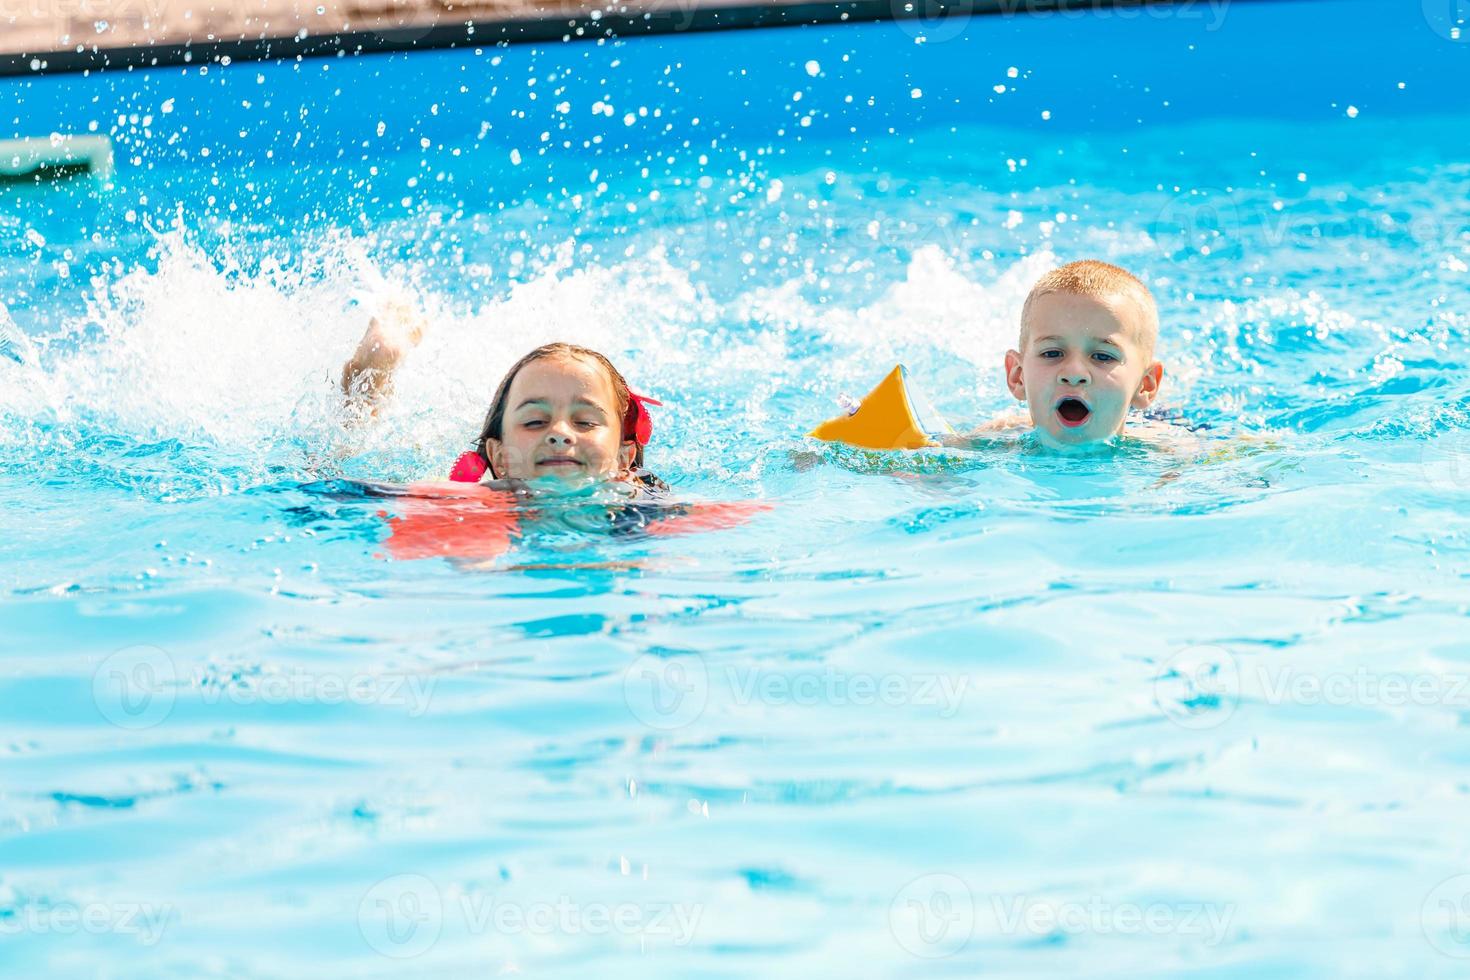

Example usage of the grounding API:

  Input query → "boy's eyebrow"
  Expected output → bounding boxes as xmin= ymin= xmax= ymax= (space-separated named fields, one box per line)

xmin=1033 ymin=334 xmax=1125 ymax=346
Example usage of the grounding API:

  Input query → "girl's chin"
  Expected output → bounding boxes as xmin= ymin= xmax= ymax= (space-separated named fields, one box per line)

xmin=532 ymin=462 xmax=587 ymax=477
xmin=519 ymin=470 xmax=623 ymax=491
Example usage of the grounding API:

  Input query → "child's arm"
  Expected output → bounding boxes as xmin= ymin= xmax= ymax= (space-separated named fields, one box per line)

xmin=938 ymin=413 xmax=1033 ymax=449
xmin=340 ymin=299 xmax=426 ymax=411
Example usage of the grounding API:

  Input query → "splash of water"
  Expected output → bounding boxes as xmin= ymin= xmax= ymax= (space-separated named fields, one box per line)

xmin=0 ymin=300 xmax=34 ymax=365
xmin=0 ymin=218 xmax=1079 ymax=497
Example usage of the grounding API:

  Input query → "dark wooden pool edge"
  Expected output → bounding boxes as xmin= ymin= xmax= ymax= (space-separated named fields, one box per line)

xmin=1 ymin=0 xmax=1294 ymax=79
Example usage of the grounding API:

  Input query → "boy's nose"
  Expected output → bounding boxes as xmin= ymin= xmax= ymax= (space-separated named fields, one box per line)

xmin=1058 ymin=366 xmax=1090 ymax=386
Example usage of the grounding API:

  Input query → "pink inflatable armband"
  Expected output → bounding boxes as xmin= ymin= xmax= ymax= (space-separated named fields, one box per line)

xmin=449 ymin=451 xmax=489 ymax=483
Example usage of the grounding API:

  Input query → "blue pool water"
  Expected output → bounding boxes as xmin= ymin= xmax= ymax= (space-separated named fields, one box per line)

xmin=4 ymin=0 xmax=1470 ymax=974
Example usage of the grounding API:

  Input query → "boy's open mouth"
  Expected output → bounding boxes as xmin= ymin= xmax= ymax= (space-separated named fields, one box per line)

xmin=1055 ymin=397 xmax=1092 ymax=428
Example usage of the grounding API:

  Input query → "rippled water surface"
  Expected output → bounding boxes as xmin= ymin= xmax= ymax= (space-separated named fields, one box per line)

xmin=4 ymin=4 xmax=1470 ymax=976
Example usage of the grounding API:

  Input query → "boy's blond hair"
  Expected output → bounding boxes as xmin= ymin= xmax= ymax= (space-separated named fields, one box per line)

xmin=1019 ymin=259 xmax=1159 ymax=357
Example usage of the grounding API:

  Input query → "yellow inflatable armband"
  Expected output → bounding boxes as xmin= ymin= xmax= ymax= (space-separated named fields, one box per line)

xmin=808 ymin=365 xmax=954 ymax=450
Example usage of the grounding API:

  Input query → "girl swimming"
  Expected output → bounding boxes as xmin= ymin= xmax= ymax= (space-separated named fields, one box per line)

xmin=450 ymin=341 xmax=665 ymax=490
xmin=340 ymin=301 xmax=665 ymax=492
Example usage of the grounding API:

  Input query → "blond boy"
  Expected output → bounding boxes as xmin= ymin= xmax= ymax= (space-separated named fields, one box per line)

xmin=958 ymin=259 xmax=1166 ymax=451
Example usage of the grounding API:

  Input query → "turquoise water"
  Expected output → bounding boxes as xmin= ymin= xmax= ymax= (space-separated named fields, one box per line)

xmin=5 ymin=5 xmax=1470 ymax=976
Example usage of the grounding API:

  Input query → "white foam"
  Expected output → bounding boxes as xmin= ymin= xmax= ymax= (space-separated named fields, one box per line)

xmin=0 ymin=225 xmax=1073 ymax=492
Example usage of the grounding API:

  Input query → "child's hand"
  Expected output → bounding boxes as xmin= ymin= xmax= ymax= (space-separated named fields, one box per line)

xmin=938 ymin=413 xmax=1033 ymax=448
xmin=341 ymin=298 xmax=427 ymax=404
xmin=974 ymin=413 xmax=1033 ymax=434
xmin=352 ymin=299 xmax=426 ymax=375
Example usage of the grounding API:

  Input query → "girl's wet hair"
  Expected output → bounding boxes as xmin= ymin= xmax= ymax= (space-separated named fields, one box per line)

xmin=473 ymin=343 xmax=663 ymax=488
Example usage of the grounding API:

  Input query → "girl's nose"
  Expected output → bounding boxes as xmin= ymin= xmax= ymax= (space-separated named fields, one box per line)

xmin=544 ymin=422 xmax=575 ymax=445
